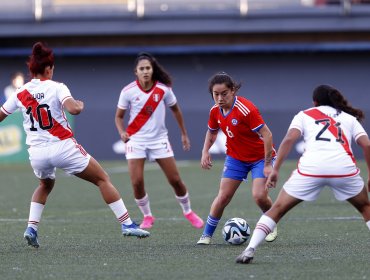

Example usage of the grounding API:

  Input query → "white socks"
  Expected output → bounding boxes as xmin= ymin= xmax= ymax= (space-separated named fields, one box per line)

xmin=135 ymin=193 xmax=153 ymax=217
xmin=247 ymin=215 xmax=276 ymax=250
xmin=175 ymin=192 xmax=191 ymax=214
xmin=27 ymin=202 xmax=45 ymax=231
xmin=108 ymin=199 xmax=132 ymax=225
xmin=366 ymin=220 xmax=370 ymax=231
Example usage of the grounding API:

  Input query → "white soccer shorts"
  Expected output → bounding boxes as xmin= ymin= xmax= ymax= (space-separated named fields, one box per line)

xmin=125 ymin=138 xmax=174 ymax=161
xmin=28 ymin=138 xmax=91 ymax=179
xmin=283 ymin=169 xmax=364 ymax=201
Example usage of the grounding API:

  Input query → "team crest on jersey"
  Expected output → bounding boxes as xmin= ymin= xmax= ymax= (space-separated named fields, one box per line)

xmin=153 ymin=94 xmax=160 ymax=102
xmin=146 ymin=106 xmax=153 ymax=115
xmin=231 ymin=118 xmax=238 ymax=126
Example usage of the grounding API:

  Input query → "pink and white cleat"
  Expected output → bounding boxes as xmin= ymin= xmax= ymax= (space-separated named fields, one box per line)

xmin=184 ymin=211 xmax=204 ymax=229
xmin=140 ymin=216 xmax=155 ymax=229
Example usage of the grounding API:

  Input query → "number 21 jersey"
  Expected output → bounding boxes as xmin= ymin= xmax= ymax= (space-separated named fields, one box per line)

xmin=290 ymin=105 xmax=367 ymax=177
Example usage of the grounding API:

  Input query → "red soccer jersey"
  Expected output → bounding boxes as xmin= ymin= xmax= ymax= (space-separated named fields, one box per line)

xmin=208 ymin=96 xmax=274 ymax=162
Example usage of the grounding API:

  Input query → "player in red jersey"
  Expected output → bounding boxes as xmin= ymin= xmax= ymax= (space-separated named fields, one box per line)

xmin=115 ymin=52 xmax=203 ymax=229
xmin=0 ymin=42 xmax=150 ymax=248
xmin=236 ymin=84 xmax=370 ymax=264
xmin=197 ymin=72 xmax=277 ymax=245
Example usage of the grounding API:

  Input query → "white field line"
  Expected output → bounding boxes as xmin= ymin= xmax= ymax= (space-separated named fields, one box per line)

xmin=0 ymin=216 xmax=362 ymax=223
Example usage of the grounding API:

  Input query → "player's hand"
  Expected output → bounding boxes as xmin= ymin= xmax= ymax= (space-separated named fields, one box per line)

xmin=201 ymin=152 xmax=213 ymax=170
xmin=266 ymin=170 xmax=278 ymax=189
xmin=75 ymin=100 xmax=84 ymax=111
xmin=120 ymin=131 xmax=130 ymax=143
xmin=181 ymin=135 xmax=190 ymax=151
xmin=263 ymin=163 xmax=273 ymax=178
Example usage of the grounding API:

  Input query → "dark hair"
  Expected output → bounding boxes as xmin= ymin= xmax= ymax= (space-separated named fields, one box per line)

xmin=27 ymin=42 xmax=54 ymax=76
xmin=313 ymin=84 xmax=365 ymax=122
xmin=208 ymin=72 xmax=242 ymax=98
xmin=134 ymin=52 xmax=172 ymax=87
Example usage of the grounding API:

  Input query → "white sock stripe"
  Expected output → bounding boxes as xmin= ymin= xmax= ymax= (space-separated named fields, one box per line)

xmin=207 ymin=217 xmax=219 ymax=226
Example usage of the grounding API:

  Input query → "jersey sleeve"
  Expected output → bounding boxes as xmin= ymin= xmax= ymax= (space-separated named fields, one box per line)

xmin=164 ymin=87 xmax=177 ymax=107
xmin=288 ymin=111 xmax=304 ymax=133
xmin=57 ymin=83 xmax=73 ymax=105
xmin=208 ymin=107 xmax=219 ymax=131
xmin=1 ymin=91 xmax=19 ymax=115
xmin=117 ymin=88 xmax=129 ymax=110
xmin=352 ymin=118 xmax=368 ymax=141
xmin=248 ymin=105 xmax=265 ymax=132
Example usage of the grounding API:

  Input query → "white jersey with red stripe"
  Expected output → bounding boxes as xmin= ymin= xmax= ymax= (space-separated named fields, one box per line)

xmin=1 ymin=79 xmax=73 ymax=146
xmin=290 ymin=105 xmax=367 ymax=177
xmin=117 ymin=80 xmax=177 ymax=142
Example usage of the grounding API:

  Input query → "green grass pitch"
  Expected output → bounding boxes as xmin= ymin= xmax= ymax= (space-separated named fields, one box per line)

xmin=0 ymin=160 xmax=369 ymax=280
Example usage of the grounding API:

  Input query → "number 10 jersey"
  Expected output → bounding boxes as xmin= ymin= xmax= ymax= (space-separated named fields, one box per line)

xmin=1 ymin=79 xmax=73 ymax=146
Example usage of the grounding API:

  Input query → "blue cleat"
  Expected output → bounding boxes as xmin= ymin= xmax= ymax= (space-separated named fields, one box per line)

xmin=24 ymin=227 xmax=39 ymax=248
xmin=122 ymin=223 xmax=150 ymax=238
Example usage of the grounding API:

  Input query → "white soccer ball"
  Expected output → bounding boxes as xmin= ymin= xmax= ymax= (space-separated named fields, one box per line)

xmin=222 ymin=217 xmax=251 ymax=245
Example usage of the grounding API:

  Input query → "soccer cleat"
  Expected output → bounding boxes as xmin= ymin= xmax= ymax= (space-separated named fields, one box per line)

xmin=196 ymin=235 xmax=211 ymax=245
xmin=24 ymin=227 xmax=39 ymax=248
xmin=140 ymin=216 xmax=155 ymax=229
xmin=235 ymin=248 xmax=255 ymax=264
xmin=122 ymin=223 xmax=150 ymax=238
xmin=265 ymin=225 xmax=278 ymax=242
xmin=184 ymin=211 xmax=204 ymax=229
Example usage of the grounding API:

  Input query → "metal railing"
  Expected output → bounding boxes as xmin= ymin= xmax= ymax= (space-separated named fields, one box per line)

xmin=0 ymin=0 xmax=369 ymax=22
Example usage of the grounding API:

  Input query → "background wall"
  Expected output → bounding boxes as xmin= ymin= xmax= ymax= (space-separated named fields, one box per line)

xmin=1 ymin=50 xmax=368 ymax=160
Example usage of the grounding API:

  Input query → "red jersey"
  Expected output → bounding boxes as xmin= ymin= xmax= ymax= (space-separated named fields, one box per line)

xmin=208 ymin=96 xmax=274 ymax=162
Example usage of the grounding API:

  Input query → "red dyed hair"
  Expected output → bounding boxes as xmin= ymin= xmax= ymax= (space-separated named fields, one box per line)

xmin=27 ymin=42 xmax=54 ymax=76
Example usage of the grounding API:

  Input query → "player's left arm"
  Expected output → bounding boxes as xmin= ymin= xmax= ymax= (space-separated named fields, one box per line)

xmin=356 ymin=134 xmax=370 ymax=192
xmin=170 ymin=103 xmax=190 ymax=151
xmin=258 ymin=124 xmax=274 ymax=176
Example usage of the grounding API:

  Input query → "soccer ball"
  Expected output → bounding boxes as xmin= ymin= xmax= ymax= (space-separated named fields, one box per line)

xmin=222 ymin=217 xmax=251 ymax=245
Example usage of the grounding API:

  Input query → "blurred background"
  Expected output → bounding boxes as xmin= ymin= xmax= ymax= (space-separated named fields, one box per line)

xmin=0 ymin=0 xmax=369 ymax=162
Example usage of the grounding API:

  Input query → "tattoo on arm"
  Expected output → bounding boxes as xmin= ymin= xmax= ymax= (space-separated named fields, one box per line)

xmin=265 ymin=151 xmax=273 ymax=165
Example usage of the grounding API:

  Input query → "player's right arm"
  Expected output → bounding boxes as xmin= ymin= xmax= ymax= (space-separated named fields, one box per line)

xmin=266 ymin=128 xmax=301 ymax=188
xmin=115 ymin=107 xmax=130 ymax=143
xmin=201 ymin=129 xmax=218 ymax=170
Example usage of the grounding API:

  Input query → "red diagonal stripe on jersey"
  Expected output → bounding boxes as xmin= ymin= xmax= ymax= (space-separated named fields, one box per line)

xmin=304 ymin=108 xmax=355 ymax=163
xmin=17 ymin=89 xmax=73 ymax=140
xmin=126 ymin=87 xmax=165 ymax=136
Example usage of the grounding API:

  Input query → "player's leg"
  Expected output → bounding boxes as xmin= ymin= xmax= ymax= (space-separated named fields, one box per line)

xmin=197 ymin=178 xmax=241 ymax=244
xmin=331 ymin=175 xmax=370 ymax=231
xmin=156 ymin=156 xmax=204 ymax=228
xmin=126 ymin=140 xmax=154 ymax=229
xmin=127 ymin=158 xmax=155 ymax=229
xmin=347 ymin=186 xmax=370 ymax=230
xmin=25 ymin=146 xmax=56 ymax=248
xmin=75 ymin=156 xmax=149 ymax=238
xmin=236 ymin=189 xmax=302 ymax=264
xmin=251 ymin=160 xmax=276 ymax=241
xmin=24 ymin=178 xmax=55 ymax=248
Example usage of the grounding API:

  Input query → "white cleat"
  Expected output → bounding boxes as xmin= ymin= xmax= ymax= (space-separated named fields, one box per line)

xmin=197 ymin=235 xmax=211 ymax=245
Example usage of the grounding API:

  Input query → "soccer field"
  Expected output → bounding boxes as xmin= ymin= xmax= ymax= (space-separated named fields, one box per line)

xmin=0 ymin=160 xmax=369 ymax=280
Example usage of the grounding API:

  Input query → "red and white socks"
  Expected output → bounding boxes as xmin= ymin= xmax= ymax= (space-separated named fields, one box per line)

xmin=108 ymin=199 xmax=133 ymax=226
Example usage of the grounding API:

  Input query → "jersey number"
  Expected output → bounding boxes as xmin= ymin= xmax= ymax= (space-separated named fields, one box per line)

xmin=26 ymin=104 xmax=53 ymax=131
xmin=315 ymin=118 xmax=344 ymax=143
